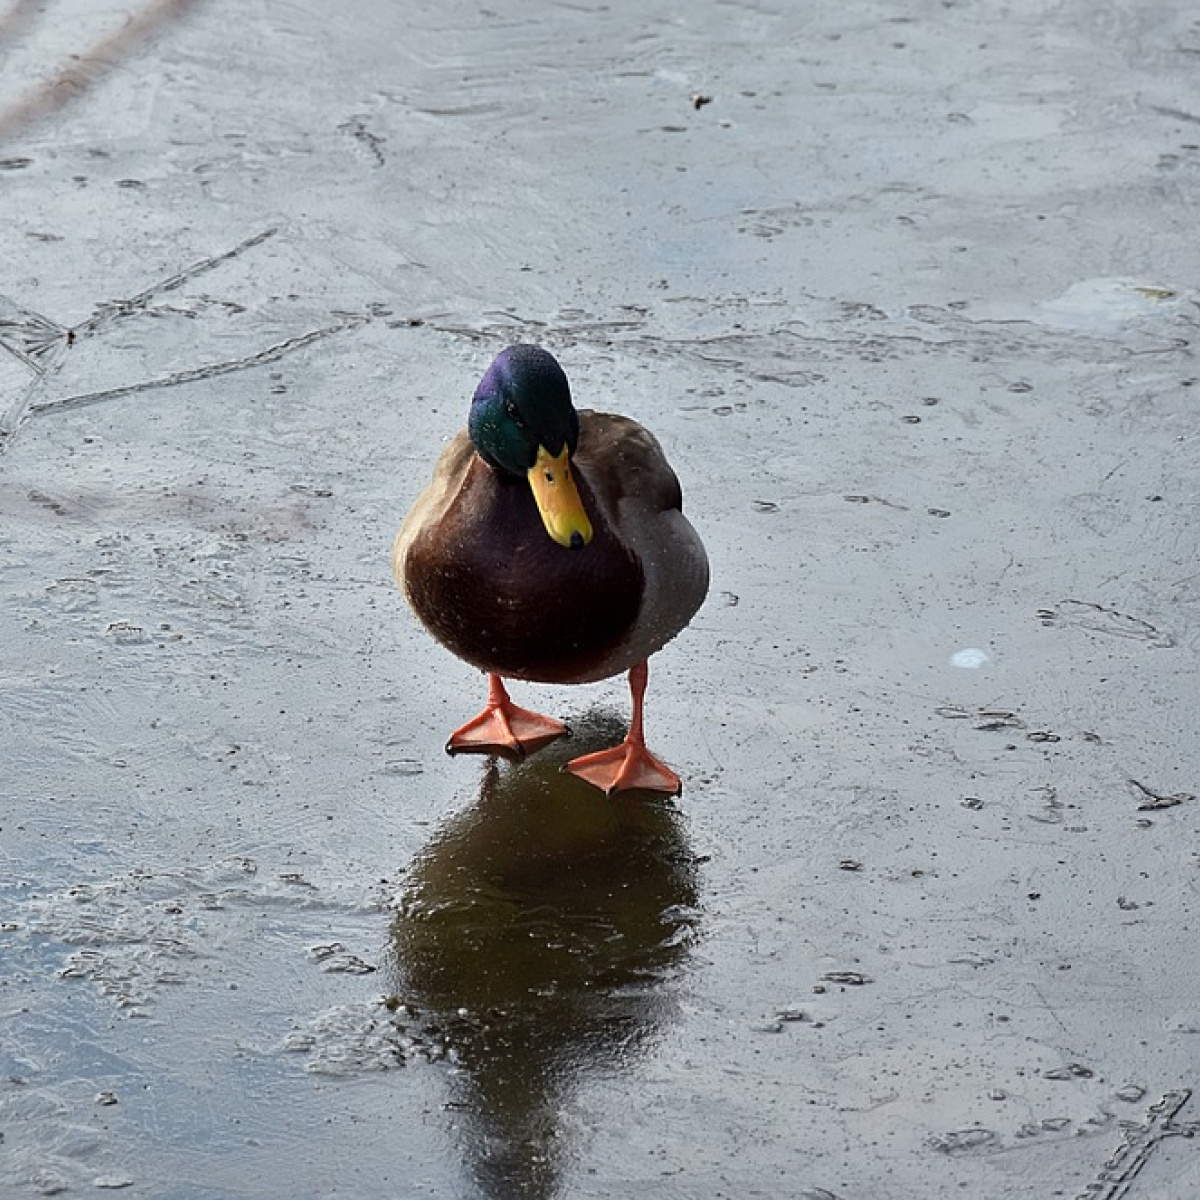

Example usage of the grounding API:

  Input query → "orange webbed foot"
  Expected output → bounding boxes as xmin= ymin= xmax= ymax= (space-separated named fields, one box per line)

xmin=446 ymin=675 xmax=567 ymax=757
xmin=565 ymin=738 xmax=682 ymax=796
xmin=563 ymin=659 xmax=683 ymax=796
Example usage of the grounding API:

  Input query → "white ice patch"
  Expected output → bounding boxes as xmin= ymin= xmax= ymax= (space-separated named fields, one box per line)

xmin=1039 ymin=278 xmax=1181 ymax=331
xmin=951 ymin=647 xmax=990 ymax=669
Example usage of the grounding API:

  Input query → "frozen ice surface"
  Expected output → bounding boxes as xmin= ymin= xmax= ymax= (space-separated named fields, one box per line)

xmin=4 ymin=0 xmax=1200 ymax=1196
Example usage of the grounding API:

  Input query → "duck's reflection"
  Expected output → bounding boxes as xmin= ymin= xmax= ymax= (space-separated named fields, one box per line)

xmin=387 ymin=715 xmax=700 ymax=1200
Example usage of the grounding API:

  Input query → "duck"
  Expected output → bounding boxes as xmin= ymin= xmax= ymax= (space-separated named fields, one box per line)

xmin=393 ymin=344 xmax=709 ymax=795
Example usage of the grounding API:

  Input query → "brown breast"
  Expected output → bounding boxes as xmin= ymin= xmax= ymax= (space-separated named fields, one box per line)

xmin=404 ymin=455 xmax=643 ymax=684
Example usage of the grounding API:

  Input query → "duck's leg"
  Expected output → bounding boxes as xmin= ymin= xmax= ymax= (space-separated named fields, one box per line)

xmin=565 ymin=660 xmax=682 ymax=795
xmin=446 ymin=673 xmax=567 ymax=757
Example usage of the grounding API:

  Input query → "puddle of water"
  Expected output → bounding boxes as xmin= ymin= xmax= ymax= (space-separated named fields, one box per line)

xmin=384 ymin=724 xmax=699 ymax=1197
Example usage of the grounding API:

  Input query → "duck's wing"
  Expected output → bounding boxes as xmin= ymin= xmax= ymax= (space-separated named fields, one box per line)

xmin=573 ymin=409 xmax=709 ymax=675
xmin=574 ymin=410 xmax=685 ymax=517
xmin=392 ymin=430 xmax=475 ymax=592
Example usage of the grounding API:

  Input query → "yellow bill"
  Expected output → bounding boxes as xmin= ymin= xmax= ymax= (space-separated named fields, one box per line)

xmin=527 ymin=444 xmax=593 ymax=548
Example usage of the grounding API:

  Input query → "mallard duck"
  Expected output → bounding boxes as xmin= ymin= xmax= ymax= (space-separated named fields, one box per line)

xmin=393 ymin=345 xmax=708 ymax=795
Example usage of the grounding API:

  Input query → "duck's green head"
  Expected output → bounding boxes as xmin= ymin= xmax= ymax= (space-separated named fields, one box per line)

xmin=468 ymin=345 xmax=593 ymax=548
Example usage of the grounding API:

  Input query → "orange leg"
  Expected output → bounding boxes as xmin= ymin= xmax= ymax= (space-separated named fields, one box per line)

xmin=565 ymin=661 xmax=682 ymax=796
xmin=446 ymin=674 xmax=567 ymax=757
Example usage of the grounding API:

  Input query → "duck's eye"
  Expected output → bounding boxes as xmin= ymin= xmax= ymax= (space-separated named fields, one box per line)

xmin=504 ymin=400 xmax=523 ymax=426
